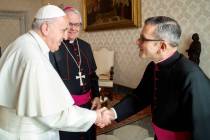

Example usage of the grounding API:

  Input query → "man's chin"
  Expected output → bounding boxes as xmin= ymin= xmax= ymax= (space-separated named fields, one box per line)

xmin=51 ymin=49 xmax=56 ymax=53
xmin=51 ymin=47 xmax=59 ymax=52
xmin=68 ymin=37 xmax=76 ymax=41
xmin=68 ymin=34 xmax=77 ymax=40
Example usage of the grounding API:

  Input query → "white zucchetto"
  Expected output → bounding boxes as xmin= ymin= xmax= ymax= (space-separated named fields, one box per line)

xmin=35 ymin=4 xmax=66 ymax=20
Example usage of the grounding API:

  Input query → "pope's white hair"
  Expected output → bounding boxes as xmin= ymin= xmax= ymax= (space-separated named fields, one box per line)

xmin=32 ymin=17 xmax=60 ymax=30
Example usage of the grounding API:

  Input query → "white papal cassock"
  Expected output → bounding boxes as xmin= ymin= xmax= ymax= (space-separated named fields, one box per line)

xmin=0 ymin=31 xmax=97 ymax=140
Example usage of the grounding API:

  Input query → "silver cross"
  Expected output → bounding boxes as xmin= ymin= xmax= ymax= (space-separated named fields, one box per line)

xmin=76 ymin=71 xmax=85 ymax=86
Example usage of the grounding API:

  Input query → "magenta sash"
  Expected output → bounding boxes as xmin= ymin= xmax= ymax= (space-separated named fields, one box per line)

xmin=152 ymin=123 xmax=191 ymax=140
xmin=71 ymin=90 xmax=91 ymax=106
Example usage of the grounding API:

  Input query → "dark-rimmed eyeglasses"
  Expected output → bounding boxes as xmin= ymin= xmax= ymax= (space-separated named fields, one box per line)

xmin=137 ymin=35 xmax=164 ymax=43
xmin=69 ymin=22 xmax=82 ymax=28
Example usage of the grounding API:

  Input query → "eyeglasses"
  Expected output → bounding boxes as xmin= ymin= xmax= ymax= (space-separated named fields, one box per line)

xmin=137 ymin=35 xmax=164 ymax=43
xmin=69 ymin=22 xmax=82 ymax=28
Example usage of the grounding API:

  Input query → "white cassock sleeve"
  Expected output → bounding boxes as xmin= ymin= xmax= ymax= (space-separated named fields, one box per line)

xmin=36 ymin=105 xmax=96 ymax=132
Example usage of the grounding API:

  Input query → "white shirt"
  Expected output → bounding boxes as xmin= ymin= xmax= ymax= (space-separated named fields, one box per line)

xmin=0 ymin=30 xmax=96 ymax=140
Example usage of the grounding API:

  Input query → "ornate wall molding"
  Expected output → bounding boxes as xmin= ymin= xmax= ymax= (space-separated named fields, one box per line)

xmin=0 ymin=11 xmax=27 ymax=51
xmin=0 ymin=11 xmax=27 ymax=34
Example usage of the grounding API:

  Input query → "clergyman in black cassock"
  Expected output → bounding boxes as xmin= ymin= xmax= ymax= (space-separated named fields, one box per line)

xmin=107 ymin=16 xmax=210 ymax=140
xmin=114 ymin=51 xmax=210 ymax=140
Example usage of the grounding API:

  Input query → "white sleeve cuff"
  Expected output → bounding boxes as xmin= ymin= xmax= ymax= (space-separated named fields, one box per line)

xmin=110 ymin=108 xmax=117 ymax=119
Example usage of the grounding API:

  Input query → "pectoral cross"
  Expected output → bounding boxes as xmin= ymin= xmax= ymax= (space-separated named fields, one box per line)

xmin=76 ymin=71 xmax=85 ymax=86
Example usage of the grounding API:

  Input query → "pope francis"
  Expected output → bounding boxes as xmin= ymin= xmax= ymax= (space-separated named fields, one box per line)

xmin=0 ymin=4 xmax=110 ymax=140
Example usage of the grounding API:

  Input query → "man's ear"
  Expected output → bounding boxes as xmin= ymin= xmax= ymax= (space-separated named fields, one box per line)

xmin=40 ymin=23 xmax=49 ymax=36
xmin=157 ymin=41 xmax=167 ymax=54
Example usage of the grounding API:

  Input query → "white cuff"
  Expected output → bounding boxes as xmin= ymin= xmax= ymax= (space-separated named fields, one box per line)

xmin=110 ymin=108 xmax=117 ymax=119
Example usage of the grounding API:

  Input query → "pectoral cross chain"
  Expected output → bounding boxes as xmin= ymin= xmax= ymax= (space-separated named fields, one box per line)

xmin=62 ymin=40 xmax=86 ymax=87
xmin=76 ymin=71 xmax=85 ymax=86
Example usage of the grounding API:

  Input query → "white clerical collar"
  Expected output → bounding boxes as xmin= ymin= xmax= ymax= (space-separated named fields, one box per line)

xmin=69 ymin=40 xmax=74 ymax=44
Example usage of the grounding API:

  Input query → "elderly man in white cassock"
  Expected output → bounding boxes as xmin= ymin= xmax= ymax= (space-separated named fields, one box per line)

xmin=0 ymin=4 xmax=113 ymax=140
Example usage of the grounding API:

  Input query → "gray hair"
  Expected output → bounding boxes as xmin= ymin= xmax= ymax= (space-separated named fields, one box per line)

xmin=31 ymin=18 xmax=56 ymax=30
xmin=145 ymin=16 xmax=181 ymax=47
xmin=64 ymin=7 xmax=82 ymax=23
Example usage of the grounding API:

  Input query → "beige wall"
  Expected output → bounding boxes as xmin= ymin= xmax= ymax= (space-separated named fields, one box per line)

xmin=42 ymin=0 xmax=81 ymax=10
xmin=79 ymin=0 xmax=210 ymax=88
xmin=0 ymin=0 xmax=42 ymax=51
xmin=0 ymin=0 xmax=210 ymax=88
xmin=0 ymin=0 xmax=42 ymax=29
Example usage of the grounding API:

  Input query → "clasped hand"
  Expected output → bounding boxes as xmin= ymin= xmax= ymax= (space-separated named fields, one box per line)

xmin=95 ymin=107 xmax=115 ymax=128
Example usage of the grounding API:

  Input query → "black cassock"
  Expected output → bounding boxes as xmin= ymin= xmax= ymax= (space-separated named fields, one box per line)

xmin=50 ymin=38 xmax=99 ymax=140
xmin=114 ymin=51 xmax=210 ymax=140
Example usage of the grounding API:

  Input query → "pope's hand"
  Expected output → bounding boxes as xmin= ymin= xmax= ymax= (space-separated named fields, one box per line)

xmin=95 ymin=108 xmax=115 ymax=128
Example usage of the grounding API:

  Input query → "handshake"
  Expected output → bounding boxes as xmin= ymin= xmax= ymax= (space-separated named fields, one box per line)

xmin=95 ymin=107 xmax=116 ymax=128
